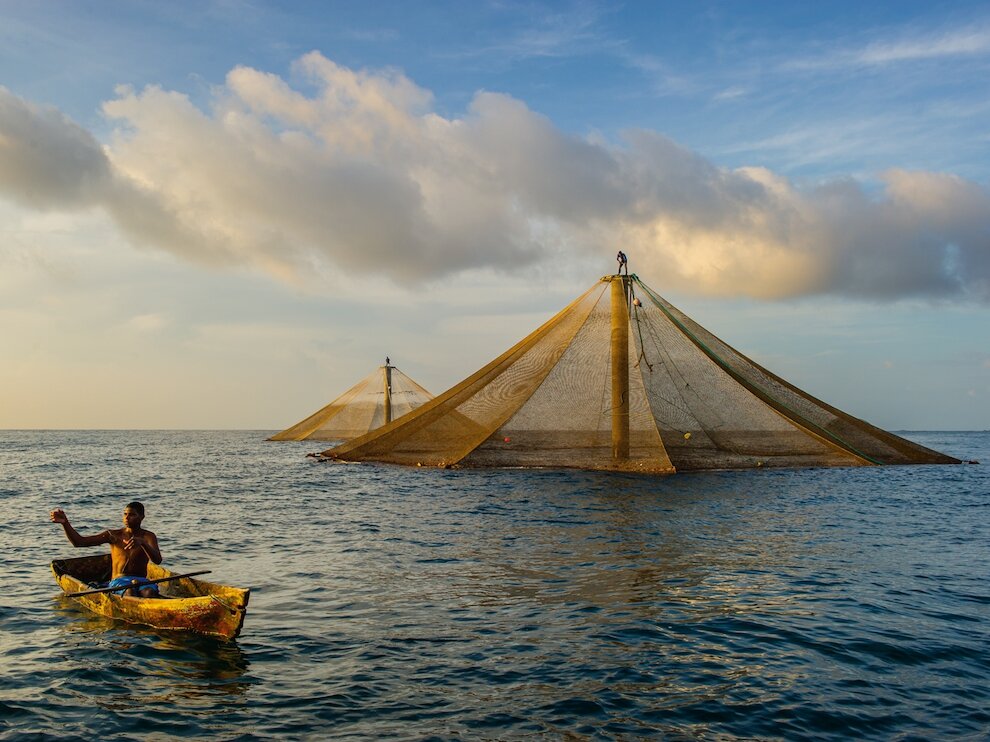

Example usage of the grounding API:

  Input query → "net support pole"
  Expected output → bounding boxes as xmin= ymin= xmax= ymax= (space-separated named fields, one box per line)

xmin=383 ymin=364 xmax=393 ymax=425
xmin=611 ymin=276 xmax=630 ymax=460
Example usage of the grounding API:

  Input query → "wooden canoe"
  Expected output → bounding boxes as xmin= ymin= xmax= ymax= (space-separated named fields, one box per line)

xmin=51 ymin=554 xmax=249 ymax=641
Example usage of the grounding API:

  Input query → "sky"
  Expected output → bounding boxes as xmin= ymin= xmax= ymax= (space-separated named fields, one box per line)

xmin=0 ymin=0 xmax=988 ymax=431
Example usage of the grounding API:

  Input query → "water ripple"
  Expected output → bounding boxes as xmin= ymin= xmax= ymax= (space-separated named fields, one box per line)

xmin=0 ymin=430 xmax=987 ymax=740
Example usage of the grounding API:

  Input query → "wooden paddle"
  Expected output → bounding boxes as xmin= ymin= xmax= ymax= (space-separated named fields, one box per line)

xmin=64 ymin=570 xmax=212 ymax=597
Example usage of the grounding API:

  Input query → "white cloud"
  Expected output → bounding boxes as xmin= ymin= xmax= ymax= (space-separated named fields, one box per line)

xmin=0 ymin=56 xmax=989 ymax=302
xmin=856 ymin=27 xmax=990 ymax=64
xmin=713 ymin=86 xmax=747 ymax=102
xmin=788 ymin=24 xmax=990 ymax=71
xmin=453 ymin=2 xmax=611 ymax=63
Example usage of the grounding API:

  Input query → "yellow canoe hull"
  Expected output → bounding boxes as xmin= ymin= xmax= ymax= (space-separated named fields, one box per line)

xmin=51 ymin=554 xmax=249 ymax=641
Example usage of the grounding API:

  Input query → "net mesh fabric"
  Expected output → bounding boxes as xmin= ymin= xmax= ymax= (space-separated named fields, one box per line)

xmin=629 ymin=289 xmax=860 ymax=470
xmin=322 ymin=276 xmax=959 ymax=472
xmin=326 ymin=284 xmax=606 ymax=466
xmin=269 ymin=366 xmax=433 ymax=442
xmin=637 ymin=286 xmax=957 ymax=466
xmin=466 ymin=283 xmax=673 ymax=471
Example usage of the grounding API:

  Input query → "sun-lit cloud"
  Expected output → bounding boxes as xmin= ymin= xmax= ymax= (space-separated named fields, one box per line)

xmin=0 ymin=54 xmax=989 ymax=302
xmin=125 ymin=313 xmax=168 ymax=332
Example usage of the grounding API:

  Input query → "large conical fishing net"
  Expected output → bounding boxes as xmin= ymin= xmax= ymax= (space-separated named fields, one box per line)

xmin=269 ymin=363 xmax=434 ymax=442
xmin=321 ymin=276 xmax=959 ymax=472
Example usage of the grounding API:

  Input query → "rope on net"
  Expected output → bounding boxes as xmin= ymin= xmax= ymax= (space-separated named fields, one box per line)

xmin=628 ymin=282 xmax=654 ymax=373
xmin=632 ymin=276 xmax=882 ymax=465
xmin=634 ymin=290 xmax=729 ymax=440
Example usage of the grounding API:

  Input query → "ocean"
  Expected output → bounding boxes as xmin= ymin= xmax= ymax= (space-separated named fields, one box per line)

xmin=1 ymin=430 xmax=987 ymax=740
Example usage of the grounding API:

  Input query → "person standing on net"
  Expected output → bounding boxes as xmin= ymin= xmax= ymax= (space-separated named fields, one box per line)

xmin=616 ymin=250 xmax=628 ymax=275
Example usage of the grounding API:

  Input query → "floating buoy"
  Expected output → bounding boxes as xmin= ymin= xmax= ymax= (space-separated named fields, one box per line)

xmin=683 ymin=432 xmax=691 ymax=440
xmin=504 ymin=436 xmax=511 ymax=443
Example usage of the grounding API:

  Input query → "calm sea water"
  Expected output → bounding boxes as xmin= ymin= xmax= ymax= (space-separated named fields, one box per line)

xmin=0 ymin=430 xmax=987 ymax=741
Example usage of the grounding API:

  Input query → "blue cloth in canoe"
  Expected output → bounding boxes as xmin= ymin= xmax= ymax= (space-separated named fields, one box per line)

xmin=106 ymin=576 xmax=159 ymax=596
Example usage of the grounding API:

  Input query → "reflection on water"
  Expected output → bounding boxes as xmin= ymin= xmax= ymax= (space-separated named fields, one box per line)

xmin=53 ymin=596 xmax=253 ymax=707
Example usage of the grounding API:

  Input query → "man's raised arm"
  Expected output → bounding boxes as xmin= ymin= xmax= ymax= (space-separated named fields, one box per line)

xmin=49 ymin=509 xmax=110 ymax=548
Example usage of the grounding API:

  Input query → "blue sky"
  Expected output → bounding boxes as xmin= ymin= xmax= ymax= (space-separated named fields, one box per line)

xmin=0 ymin=1 xmax=988 ymax=430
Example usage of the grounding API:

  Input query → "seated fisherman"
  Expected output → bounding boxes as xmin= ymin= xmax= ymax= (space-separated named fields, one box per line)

xmin=50 ymin=501 xmax=163 ymax=597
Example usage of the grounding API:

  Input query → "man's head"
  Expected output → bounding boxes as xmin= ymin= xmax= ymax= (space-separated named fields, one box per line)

xmin=123 ymin=501 xmax=145 ymax=528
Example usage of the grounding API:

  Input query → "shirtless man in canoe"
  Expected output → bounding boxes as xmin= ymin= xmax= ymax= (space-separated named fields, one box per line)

xmin=50 ymin=501 xmax=164 ymax=597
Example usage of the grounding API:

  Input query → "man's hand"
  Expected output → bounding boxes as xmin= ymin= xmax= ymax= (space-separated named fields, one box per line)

xmin=50 ymin=509 xmax=68 ymax=524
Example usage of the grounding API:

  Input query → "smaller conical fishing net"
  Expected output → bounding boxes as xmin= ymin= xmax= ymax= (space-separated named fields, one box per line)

xmin=269 ymin=364 xmax=434 ymax=442
xmin=321 ymin=276 xmax=960 ymax=472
